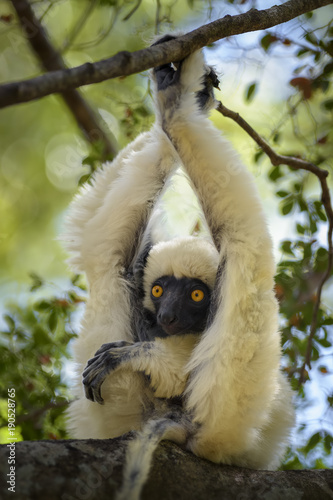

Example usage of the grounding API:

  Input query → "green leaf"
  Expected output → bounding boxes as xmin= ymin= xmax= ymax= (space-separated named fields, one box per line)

xmin=48 ymin=310 xmax=58 ymax=333
xmin=304 ymin=432 xmax=321 ymax=453
xmin=34 ymin=300 xmax=51 ymax=312
xmin=311 ymin=345 xmax=319 ymax=362
xmin=135 ymin=105 xmax=149 ymax=117
xmin=297 ymin=197 xmax=308 ymax=212
xmin=323 ymin=434 xmax=333 ymax=454
xmin=300 ymin=241 xmax=312 ymax=260
xmin=29 ymin=272 xmax=43 ymax=292
xmin=314 ymin=201 xmax=327 ymax=221
xmin=297 ymin=48 xmax=310 ymax=57
xmin=33 ymin=326 xmax=50 ymax=346
xmin=321 ymin=99 xmax=333 ymax=111
xmin=78 ymin=174 xmax=91 ymax=186
xmin=82 ymin=156 xmax=94 ymax=166
xmin=309 ymin=218 xmax=318 ymax=234
xmin=314 ymin=458 xmax=329 ymax=469
xmin=323 ymin=61 xmax=333 ymax=76
xmin=281 ymin=200 xmax=294 ymax=215
xmin=269 ymin=165 xmax=283 ymax=181
xmin=68 ymin=291 xmax=79 ymax=303
xmin=245 ymin=82 xmax=257 ymax=102
xmin=276 ymin=190 xmax=289 ymax=198
xmin=254 ymin=150 xmax=264 ymax=163
xmin=317 ymin=338 xmax=332 ymax=348
xmin=296 ymin=223 xmax=305 ymax=234
xmin=3 ymin=314 xmax=15 ymax=331
xmin=316 ymin=247 xmax=328 ymax=261
xmin=260 ymin=34 xmax=277 ymax=52
xmin=281 ymin=241 xmax=294 ymax=255
xmin=281 ymin=455 xmax=303 ymax=470
xmin=71 ymin=274 xmax=80 ymax=286
xmin=305 ymin=32 xmax=318 ymax=46
xmin=313 ymin=247 xmax=328 ymax=272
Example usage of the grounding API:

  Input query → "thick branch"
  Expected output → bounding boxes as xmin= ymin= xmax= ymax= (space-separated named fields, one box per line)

xmin=10 ymin=0 xmax=116 ymax=158
xmin=216 ymin=101 xmax=333 ymax=384
xmin=1 ymin=439 xmax=333 ymax=500
xmin=1 ymin=0 xmax=332 ymax=109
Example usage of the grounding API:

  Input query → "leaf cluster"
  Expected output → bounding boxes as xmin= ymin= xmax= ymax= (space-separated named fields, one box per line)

xmin=0 ymin=274 xmax=86 ymax=441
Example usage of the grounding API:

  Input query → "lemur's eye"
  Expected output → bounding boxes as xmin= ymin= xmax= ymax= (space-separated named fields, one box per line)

xmin=191 ymin=289 xmax=204 ymax=302
xmin=152 ymin=285 xmax=163 ymax=298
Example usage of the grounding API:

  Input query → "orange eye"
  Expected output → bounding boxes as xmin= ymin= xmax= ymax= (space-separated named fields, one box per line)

xmin=191 ymin=289 xmax=204 ymax=302
xmin=152 ymin=285 xmax=163 ymax=298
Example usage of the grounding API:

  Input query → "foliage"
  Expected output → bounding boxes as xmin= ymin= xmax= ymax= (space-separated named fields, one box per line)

xmin=0 ymin=0 xmax=332 ymax=469
xmin=0 ymin=274 xmax=86 ymax=441
xmin=253 ymin=19 xmax=333 ymax=468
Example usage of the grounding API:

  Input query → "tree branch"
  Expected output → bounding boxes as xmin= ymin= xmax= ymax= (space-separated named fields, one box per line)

xmin=1 ymin=439 xmax=333 ymax=500
xmin=10 ymin=0 xmax=117 ymax=158
xmin=216 ymin=101 xmax=333 ymax=384
xmin=1 ymin=0 xmax=332 ymax=109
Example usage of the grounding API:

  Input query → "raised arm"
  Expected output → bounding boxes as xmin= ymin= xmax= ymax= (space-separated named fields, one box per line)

xmin=64 ymin=127 xmax=177 ymax=284
xmin=63 ymin=125 xmax=179 ymax=439
xmin=152 ymin=49 xmax=294 ymax=468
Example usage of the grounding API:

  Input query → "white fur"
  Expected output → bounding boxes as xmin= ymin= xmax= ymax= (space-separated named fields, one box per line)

xmin=64 ymin=125 xmax=179 ymax=438
xmin=143 ymin=236 xmax=219 ymax=311
xmin=155 ymin=50 xmax=295 ymax=469
xmin=64 ymin=47 xmax=294 ymax=474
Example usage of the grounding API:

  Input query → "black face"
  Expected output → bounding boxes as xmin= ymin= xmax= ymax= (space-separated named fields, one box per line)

xmin=149 ymin=275 xmax=211 ymax=337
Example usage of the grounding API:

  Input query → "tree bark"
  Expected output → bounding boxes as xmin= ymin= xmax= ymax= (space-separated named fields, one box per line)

xmin=0 ymin=0 xmax=332 ymax=109
xmin=1 ymin=438 xmax=333 ymax=500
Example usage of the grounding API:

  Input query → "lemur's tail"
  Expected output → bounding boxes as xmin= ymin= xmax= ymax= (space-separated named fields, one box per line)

xmin=116 ymin=417 xmax=188 ymax=500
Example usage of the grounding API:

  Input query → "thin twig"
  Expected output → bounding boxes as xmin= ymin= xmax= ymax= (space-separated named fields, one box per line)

xmin=73 ymin=7 xmax=120 ymax=50
xmin=122 ymin=0 xmax=142 ymax=21
xmin=155 ymin=0 xmax=161 ymax=35
xmin=1 ymin=0 xmax=332 ymax=109
xmin=61 ymin=0 xmax=99 ymax=53
xmin=216 ymin=101 xmax=333 ymax=385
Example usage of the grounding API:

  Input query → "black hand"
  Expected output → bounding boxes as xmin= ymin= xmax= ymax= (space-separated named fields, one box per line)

xmin=83 ymin=341 xmax=132 ymax=404
xmin=151 ymin=34 xmax=182 ymax=91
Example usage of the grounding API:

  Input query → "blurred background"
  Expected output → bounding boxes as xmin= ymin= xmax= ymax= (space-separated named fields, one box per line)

xmin=0 ymin=0 xmax=332 ymax=468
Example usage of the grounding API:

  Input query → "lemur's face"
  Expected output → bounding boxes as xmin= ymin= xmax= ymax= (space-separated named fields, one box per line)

xmin=150 ymin=275 xmax=211 ymax=336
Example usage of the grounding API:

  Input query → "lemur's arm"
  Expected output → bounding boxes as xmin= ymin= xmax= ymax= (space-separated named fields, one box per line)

xmin=152 ymin=50 xmax=282 ymax=463
xmin=83 ymin=334 xmax=200 ymax=403
xmin=63 ymin=129 xmax=178 ymax=375
xmin=65 ymin=128 xmax=177 ymax=283
xmin=79 ymin=49 xmax=217 ymax=396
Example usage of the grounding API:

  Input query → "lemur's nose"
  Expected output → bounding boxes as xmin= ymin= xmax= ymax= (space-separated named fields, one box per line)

xmin=158 ymin=311 xmax=177 ymax=325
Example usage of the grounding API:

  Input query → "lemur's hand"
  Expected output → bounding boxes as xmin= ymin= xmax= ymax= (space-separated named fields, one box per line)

xmin=151 ymin=35 xmax=181 ymax=91
xmin=151 ymin=35 xmax=220 ymax=112
xmin=83 ymin=341 xmax=133 ymax=404
xmin=83 ymin=337 xmax=191 ymax=404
